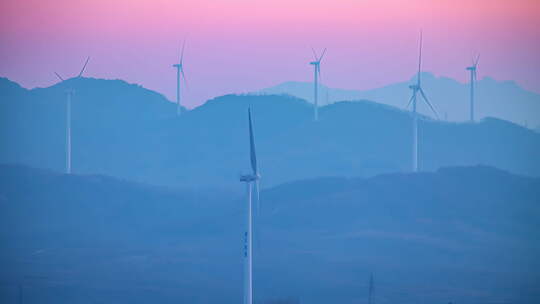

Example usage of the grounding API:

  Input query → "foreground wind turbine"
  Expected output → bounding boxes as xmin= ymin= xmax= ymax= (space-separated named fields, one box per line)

xmin=54 ymin=56 xmax=90 ymax=174
xmin=173 ymin=40 xmax=187 ymax=116
xmin=405 ymin=32 xmax=438 ymax=172
xmin=239 ymin=108 xmax=260 ymax=304
xmin=466 ymin=55 xmax=480 ymax=122
xmin=309 ymin=48 xmax=326 ymax=121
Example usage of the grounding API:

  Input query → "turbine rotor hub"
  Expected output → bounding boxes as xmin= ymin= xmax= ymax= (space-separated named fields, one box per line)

xmin=240 ymin=174 xmax=259 ymax=182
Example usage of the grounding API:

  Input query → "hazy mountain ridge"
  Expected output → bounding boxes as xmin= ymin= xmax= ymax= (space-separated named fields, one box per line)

xmin=1 ymin=77 xmax=539 ymax=189
xmin=0 ymin=77 xmax=26 ymax=95
xmin=259 ymin=72 xmax=540 ymax=128
xmin=1 ymin=164 xmax=539 ymax=303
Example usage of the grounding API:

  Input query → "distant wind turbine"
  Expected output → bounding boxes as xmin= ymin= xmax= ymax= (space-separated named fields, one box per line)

xmin=173 ymin=40 xmax=188 ymax=116
xmin=239 ymin=108 xmax=260 ymax=304
xmin=309 ymin=48 xmax=326 ymax=121
xmin=78 ymin=57 xmax=90 ymax=78
xmin=54 ymin=56 xmax=90 ymax=174
xmin=466 ymin=55 xmax=480 ymax=122
xmin=405 ymin=32 xmax=438 ymax=172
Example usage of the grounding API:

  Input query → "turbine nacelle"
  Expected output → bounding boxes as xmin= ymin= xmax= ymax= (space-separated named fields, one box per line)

xmin=467 ymin=54 xmax=480 ymax=73
xmin=173 ymin=63 xmax=183 ymax=68
xmin=309 ymin=47 xmax=326 ymax=66
xmin=240 ymin=174 xmax=260 ymax=182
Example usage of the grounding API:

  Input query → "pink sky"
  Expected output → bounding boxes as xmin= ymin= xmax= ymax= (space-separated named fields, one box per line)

xmin=1 ymin=0 xmax=539 ymax=108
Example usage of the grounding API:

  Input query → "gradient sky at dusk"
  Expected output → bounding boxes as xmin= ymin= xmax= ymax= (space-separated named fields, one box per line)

xmin=1 ymin=0 xmax=539 ymax=108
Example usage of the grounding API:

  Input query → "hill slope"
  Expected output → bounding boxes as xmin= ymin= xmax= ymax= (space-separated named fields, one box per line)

xmin=1 ymin=77 xmax=539 ymax=188
xmin=0 ymin=165 xmax=539 ymax=304
xmin=259 ymin=72 xmax=540 ymax=128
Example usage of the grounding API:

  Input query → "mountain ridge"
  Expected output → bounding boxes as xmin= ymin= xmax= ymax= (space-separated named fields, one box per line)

xmin=1 ymin=76 xmax=539 ymax=188
xmin=259 ymin=72 xmax=540 ymax=128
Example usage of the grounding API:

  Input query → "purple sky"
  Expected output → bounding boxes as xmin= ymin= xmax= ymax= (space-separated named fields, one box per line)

xmin=1 ymin=0 xmax=539 ymax=108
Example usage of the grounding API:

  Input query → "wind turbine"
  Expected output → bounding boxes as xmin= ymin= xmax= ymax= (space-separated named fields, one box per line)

xmin=405 ymin=32 xmax=438 ymax=172
xmin=173 ymin=40 xmax=187 ymax=116
xmin=54 ymin=57 xmax=90 ymax=174
xmin=239 ymin=108 xmax=260 ymax=304
xmin=309 ymin=48 xmax=326 ymax=121
xmin=466 ymin=55 xmax=480 ymax=122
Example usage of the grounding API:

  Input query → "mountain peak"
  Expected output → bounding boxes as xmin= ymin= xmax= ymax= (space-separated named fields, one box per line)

xmin=0 ymin=77 xmax=26 ymax=92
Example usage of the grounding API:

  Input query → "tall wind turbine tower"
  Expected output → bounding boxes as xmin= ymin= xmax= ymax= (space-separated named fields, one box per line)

xmin=309 ymin=48 xmax=326 ymax=121
xmin=405 ymin=32 xmax=438 ymax=172
xmin=466 ymin=55 xmax=480 ymax=122
xmin=173 ymin=40 xmax=187 ymax=116
xmin=54 ymin=56 xmax=90 ymax=174
xmin=240 ymin=108 xmax=260 ymax=304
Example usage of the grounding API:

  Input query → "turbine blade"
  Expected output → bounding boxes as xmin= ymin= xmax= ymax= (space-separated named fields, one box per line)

xmin=311 ymin=47 xmax=318 ymax=61
xmin=406 ymin=93 xmax=415 ymax=109
xmin=417 ymin=30 xmax=423 ymax=85
xmin=180 ymin=67 xmax=188 ymax=90
xmin=318 ymin=48 xmax=327 ymax=62
xmin=419 ymin=88 xmax=439 ymax=119
xmin=248 ymin=108 xmax=258 ymax=175
xmin=180 ymin=38 xmax=186 ymax=64
xmin=474 ymin=54 xmax=480 ymax=67
xmin=54 ymin=72 xmax=65 ymax=82
xmin=77 ymin=56 xmax=90 ymax=78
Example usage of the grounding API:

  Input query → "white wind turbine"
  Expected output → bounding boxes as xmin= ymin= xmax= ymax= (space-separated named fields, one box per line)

xmin=309 ymin=48 xmax=326 ymax=121
xmin=466 ymin=55 xmax=480 ymax=122
xmin=405 ymin=32 xmax=438 ymax=172
xmin=54 ymin=56 xmax=90 ymax=174
xmin=173 ymin=40 xmax=188 ymax=116
xmin=239 ymin=108 xmax=260 ymax=304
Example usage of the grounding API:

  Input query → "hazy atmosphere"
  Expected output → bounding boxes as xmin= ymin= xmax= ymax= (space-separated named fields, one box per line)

xmin=1 ymin=0 xmax=539 ymax=107
xmin=1 ymin=1 xmax=539 ymax=304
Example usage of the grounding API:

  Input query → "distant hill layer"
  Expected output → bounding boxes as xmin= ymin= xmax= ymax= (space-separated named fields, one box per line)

xmin=1 ymin=77 xmax=539 ymax=188
xmin=259 ymin=72 xmax=540 ymax=128
xmin=1 ymin=165 xmax=539 ymax=303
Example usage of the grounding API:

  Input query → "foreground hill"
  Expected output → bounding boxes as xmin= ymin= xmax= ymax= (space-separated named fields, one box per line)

xmin=0 ymin=165 xmax=539 ymax=304
xmin=1 ymin=77 xmax=539 ymax=188
xmin=260 ymin=72 xmax=540 ymax=128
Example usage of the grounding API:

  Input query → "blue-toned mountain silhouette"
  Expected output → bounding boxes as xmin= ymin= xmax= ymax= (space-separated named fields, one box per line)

xmin=1 ymin=164 xmax=538 ymax=303
xmin=1 ymin=77 xmax=539 ymax=188
xmin=259 ymin=72 xmax=540 ymax=128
